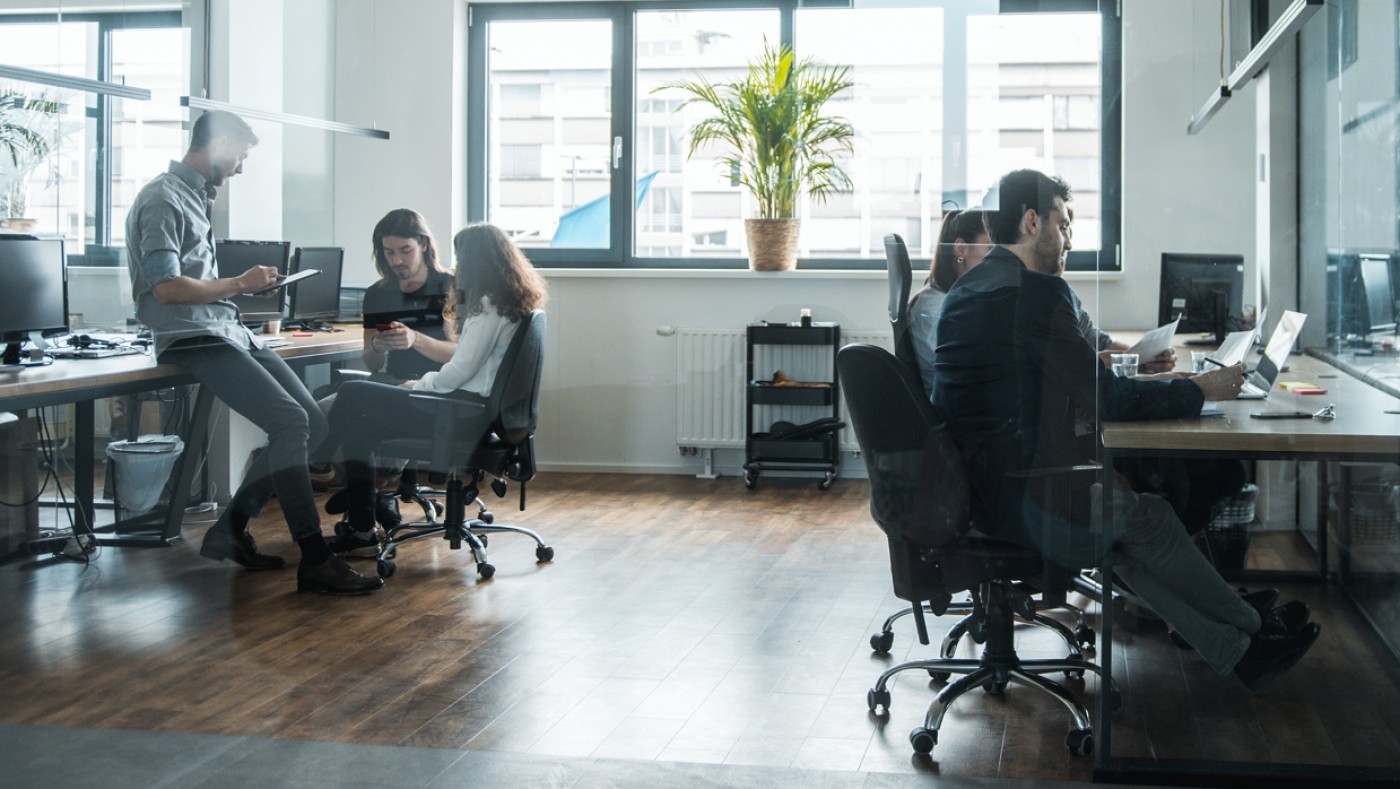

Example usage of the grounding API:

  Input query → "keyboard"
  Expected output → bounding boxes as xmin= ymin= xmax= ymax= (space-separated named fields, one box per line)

xmin=50 ymin=346 xmax=144 ymax=359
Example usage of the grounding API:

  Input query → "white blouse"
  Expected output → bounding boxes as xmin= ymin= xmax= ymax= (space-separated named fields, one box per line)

xmin=412 ymin=297 xmax=519 ymax=397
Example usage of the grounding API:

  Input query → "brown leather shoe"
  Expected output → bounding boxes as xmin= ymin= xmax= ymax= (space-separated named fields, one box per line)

xmin=199 ymin=516 xmax=287 ymax=570
xmin=297 ymin=556 xmax=384 ymax=595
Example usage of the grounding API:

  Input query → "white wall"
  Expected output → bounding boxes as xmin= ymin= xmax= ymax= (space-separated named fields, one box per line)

xmin=1076 ymin=0 xmax=1261 ymax=332
xmin=331 ymin=0 xmax=465 ymax=287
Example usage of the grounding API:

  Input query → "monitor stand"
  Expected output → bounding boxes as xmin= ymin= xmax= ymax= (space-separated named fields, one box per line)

xmin=287 ymin=319 xmax=338 ymax=332
xmin=1 ymin=341 xmax=52 ymax=369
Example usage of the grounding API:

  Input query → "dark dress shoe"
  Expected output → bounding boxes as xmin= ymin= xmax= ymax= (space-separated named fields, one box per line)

xmin=1257 ymin=600 xmax=1310 ymax=637
xmin=1170 ymin=587 xmax=1290 ymax=651
xmin=1234 ymin=622 xmax=1322 ymax=691
xmin=1239 ymin=587 xmax=1280 ymax=614
xmin=297 ymin=556 xmax=384 ymax=595
xmin=199 ymin=521 xmax=286 ymax=570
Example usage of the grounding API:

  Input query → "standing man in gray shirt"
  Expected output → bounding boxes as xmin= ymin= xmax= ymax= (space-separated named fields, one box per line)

xmin=125 ymin=110 xmax=381 ymax=595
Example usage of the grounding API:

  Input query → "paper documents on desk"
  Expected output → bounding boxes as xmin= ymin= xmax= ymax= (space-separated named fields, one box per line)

xmin=1212 ymin=329 xmax=1258 ymax=367
xmin=1127 ymin=318 xmax=1180 ymax=361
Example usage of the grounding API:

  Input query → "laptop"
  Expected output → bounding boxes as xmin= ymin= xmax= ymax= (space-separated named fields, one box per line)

xmin=1237 ymin=310 xmax=1307 ymax=400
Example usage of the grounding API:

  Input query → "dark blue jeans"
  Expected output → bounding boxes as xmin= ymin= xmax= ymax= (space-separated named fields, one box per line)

xmin=325 ymin=380 xmax=487 ymax=532
xmin=164 ymin=339 xmax=327 ymax=540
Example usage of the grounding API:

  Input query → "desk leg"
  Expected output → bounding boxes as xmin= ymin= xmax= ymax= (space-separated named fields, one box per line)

xmin=1316 ymin=461 xmax=1330 ymax=580
xmin=1096 ymin=448 xmax=1115 ymax=770
xmin=73 ymin=399 xmax=96 ymax=540
xmin=160 ymin=385 xmax=214 ymax=543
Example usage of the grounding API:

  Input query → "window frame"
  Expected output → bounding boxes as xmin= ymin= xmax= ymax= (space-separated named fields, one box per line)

xmin=0 ymin=9 xmax=183 ymax=251
xmin=466 ymin=0 xmax=1121 ymax=272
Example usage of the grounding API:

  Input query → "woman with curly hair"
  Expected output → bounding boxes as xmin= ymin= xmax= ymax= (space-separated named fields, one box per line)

xmin=321 ymin=223 xmax=548 ymax=555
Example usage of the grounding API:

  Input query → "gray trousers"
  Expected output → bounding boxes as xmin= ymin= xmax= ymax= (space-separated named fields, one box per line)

xmin=163 ymin=339 xmax=327 ymax=540
xmin=1022 ymin=484 xmax=1261 ymax=676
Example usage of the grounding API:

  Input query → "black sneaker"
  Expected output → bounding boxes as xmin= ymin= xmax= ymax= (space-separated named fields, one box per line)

xmin=1234 ymin=622 xmax=1322 ymax=692
xmin=297 ymin=555 xmax=384 ymax=595
xmin=375 ymin=492 xmax=402 ymax=531
xmin=326 ymin=523 xmax=383 ymax=558
xmin=1239 ymin=587 xmax=1280 ymax=614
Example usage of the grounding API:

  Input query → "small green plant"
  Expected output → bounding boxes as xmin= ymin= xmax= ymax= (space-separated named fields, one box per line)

xmin=658 ymin=40 xmax=855 ymax=219
xmin=0 ymin=90 xmax=63 ymax=218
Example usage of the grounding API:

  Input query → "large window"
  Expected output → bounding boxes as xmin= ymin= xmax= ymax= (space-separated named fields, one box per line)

xmin=0 ymin=10 xmax=186 ymax=259
xmin=467 ymin=1 xmax=1119 ymax=270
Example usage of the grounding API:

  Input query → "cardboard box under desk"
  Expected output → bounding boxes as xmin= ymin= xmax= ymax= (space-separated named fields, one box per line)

xmin=0 ymin=414 xmax=40 ymax=554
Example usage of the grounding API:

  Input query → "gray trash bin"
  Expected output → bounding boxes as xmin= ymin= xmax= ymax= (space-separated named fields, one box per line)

xmin=105 ymin=435 xmax=185 ymax=514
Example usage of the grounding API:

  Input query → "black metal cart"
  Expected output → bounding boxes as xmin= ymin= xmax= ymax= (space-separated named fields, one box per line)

xmin=743 ymin=321 xmax=841 ymax=490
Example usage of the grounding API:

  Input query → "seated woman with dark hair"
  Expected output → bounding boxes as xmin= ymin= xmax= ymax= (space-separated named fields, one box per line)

xmin=907 ymin=209 xmax=992 ymax=396
xmin=320 ymin=223 xmax=549 ymax=555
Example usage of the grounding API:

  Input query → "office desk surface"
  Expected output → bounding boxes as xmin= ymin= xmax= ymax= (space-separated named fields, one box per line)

xmin=0 ymin=331 xmax=361 ymax=411
xmin=1103 ymin=347 xmax=1400 ymax=457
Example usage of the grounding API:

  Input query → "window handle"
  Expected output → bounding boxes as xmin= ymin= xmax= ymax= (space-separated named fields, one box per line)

xmin=612 ymin=136 xmax=622 ymax=170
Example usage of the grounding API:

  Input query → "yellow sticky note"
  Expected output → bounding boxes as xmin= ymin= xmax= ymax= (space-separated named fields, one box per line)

xmin=1279 ymin=381 xmax=1318 ymax=391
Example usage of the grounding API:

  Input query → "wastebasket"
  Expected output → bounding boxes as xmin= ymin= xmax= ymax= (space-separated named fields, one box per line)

xmin=105 ymin=435 xmax=185 ymax=514
xmin=1206 ymin=483 xmax=1258 ymax=571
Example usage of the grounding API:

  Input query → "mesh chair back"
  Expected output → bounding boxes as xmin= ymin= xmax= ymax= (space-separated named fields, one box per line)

xmin=837 ymin=343 xmax=969 ymax=551
xmin=882 ymin=234 xmax=919 ymax=372
xmin=487 ymin=309 xmax=546 ymax=445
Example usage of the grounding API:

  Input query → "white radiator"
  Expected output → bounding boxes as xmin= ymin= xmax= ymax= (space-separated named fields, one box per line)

xmin=675 ymin=328 xmax=893 ymax=453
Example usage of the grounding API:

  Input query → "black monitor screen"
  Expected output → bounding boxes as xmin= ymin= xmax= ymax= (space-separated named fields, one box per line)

xmin=288 ymin=247 xmax=344 ymax=321
xmin=0 ymin=237 xmax=68 ymax=340
xmin=1159 ymin=252 xmax=1245 ymax=341
xmin=1359 ymin=253 xmax=1396 ymax=333
xmin=215 ymin=240 xmax=290 ymax=324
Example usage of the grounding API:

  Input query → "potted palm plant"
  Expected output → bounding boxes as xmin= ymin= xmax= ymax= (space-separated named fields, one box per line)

xmin=0 ymin=90 xmax=62 ymax=232
xmin=659 ymin=41 xmax=854 ymax=271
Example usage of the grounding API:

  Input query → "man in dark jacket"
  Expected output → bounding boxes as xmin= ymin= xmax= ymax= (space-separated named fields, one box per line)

xmin=932 ymin=169 xmax=1318 ymax=690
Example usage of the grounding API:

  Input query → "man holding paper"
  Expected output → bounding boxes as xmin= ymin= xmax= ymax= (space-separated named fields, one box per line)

xmin=125 ymin=110 xmax=381 ymax=596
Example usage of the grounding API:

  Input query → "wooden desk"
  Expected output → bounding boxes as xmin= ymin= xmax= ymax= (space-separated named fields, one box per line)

xmin=1096 ymin=349 xmax=1400 ymax=783
xmin=0 ymin=330 xmax=361 ymax=551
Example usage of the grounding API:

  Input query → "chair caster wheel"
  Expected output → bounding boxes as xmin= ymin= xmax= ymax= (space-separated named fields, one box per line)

xmin=1075 ymin=625 xmax=1096 ymax=648
xmin=476 ymin=534 xmax=489 ymax=548
xmin=870 ymin=631 xmax=894 ymax=654
xmin=536 ymin=545 xmax=554 ymax=562
xmin=818 ymin=473 xmax=835 ymax=491
xmin=376 ymin=559 xmax=395 ymax=578
xmin=1107 ymin=688 xmax=1123 ymax=711
xmin=909 ymin=727 xmax=937 ymax=754
xmin=1066 ymin=728 xmax=1093 ymax=755
xmin=477 ymin=562 xmax=495 ymax=579
xmin=867 ymin=688 xmax=890 ymax=712
xmin=984 ymin=680 xmax=1007 ymax=695
xmin=743 ymin=471 xmax=757 ymax=490
xmin=928 ymin=670 xmax=951 ymax=683
xmin=1065 ymin=668 xmax=1085 ymax=680
xmin=478 ymin=510 xmax=494 ymax=524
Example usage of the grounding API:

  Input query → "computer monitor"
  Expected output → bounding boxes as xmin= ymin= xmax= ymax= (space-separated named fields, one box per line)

xmin=1359 ymin=253 xmax=1396 ymax=333
xmin=287 ymin=246 xmax=344 ymax=330
xmin=215 ymin=239 xmax=291 ymax=326
xmin=0 ymin=236 xmax=68 ymax=366
xmin=1159 ymin=252 xmax=1245 ymax=345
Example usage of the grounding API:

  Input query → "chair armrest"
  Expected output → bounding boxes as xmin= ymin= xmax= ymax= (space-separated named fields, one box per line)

xmin=407 ymin=392 xmax=487 ymax=414
xmin=333 ymin=368 xmax=373 ymax=383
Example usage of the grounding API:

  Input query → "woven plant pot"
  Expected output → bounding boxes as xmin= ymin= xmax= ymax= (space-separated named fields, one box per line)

xmin=744 ymin=218 xmax=800 ymax=271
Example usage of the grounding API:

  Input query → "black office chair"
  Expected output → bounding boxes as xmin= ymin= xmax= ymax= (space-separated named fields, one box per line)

xmin=840 ymin=343 xmax=1112 ymax=757
xmin=874 ymin=233 xmax=1095 ymax=659
xmin=367 ymin=309 xmax=553 ymax=580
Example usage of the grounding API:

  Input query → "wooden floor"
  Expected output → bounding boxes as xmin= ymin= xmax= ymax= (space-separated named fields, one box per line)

xmin=2 ymin=472 xmax=1399 ymax=782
